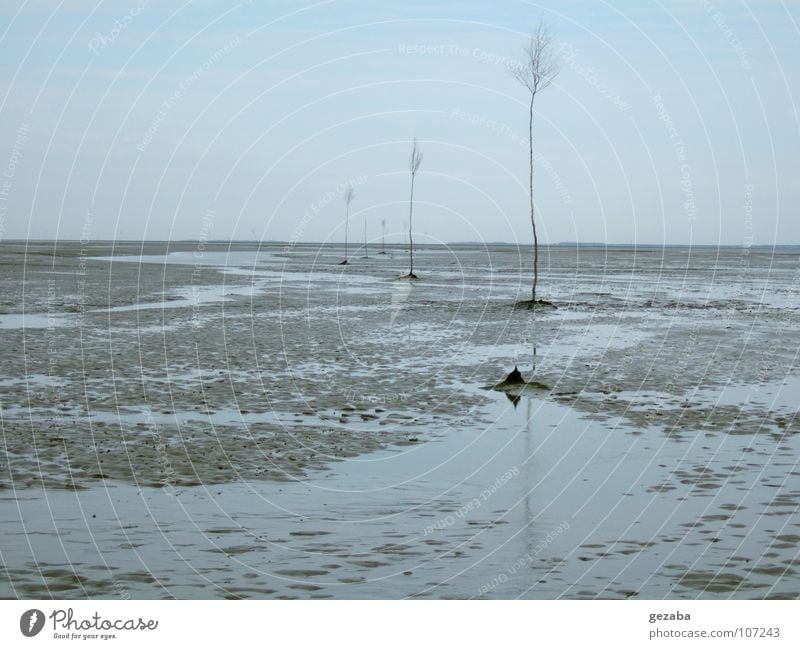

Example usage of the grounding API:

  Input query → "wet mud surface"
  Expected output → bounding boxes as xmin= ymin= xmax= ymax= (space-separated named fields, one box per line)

xmin=1 ymin=241 xmax=799 ymax=598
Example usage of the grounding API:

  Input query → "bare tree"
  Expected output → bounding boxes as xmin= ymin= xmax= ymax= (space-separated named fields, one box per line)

xmin=402 ymin=138 xmax=423 ymax=279
xmin=340 ymin=183 xmax=355 ymax=265
xmin=380 ymin=218 xmax=387 ymax=254
xmin=511 ymin=21 xmax=560 ymax=305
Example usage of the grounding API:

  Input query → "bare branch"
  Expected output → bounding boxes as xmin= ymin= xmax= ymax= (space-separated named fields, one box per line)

xmin=344 ymin=183 xmax=355 ymax=206
xmin=409 ymin=138 xmax=424 ymax=176
xmin=511 ymin=20 xmax=560 ymax=98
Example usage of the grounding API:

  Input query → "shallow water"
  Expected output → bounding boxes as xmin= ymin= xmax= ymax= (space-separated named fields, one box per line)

xmin=2 ymin=390 xmax=797 ymax=599
xmin=1 ymin=241 xmax=799 ymax=599
xmin=0 ymin=313 xmax=74 ymax=329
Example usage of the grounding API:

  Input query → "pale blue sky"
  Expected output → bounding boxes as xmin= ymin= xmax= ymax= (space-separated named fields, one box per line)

xmin=0 ymin=0 xmax=797 ymax=245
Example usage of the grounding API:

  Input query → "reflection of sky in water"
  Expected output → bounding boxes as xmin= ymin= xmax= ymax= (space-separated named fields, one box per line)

xmin=91 ymin=246 xmax=800 ymax=311
xmin=0 ymin=313 xmax=73 ymax=329
xmin=91 ymin=284 xmax=260 ymax=313
xmin=2 ymin=389 xmax=796 ymax=598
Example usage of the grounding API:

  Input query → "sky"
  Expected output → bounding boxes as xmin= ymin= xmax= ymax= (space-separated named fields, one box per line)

xmin=0 ymin=0 xmax=797 ymax=245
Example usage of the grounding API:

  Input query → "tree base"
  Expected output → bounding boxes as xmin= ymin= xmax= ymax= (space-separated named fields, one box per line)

xmin=513 ymin=298 xmax=556 ymax=310
xmin=377 ymin=250 xmax=388 ymax=255
xmin=497 ymin=365 xmax=526 ymax=386
xmin=492 ymin=366 xmax=551 ymax=392
xmin=399 ymin=272 xmax=419 ymax=280
xmin=339 ymin=259 xmax=349 ymax=265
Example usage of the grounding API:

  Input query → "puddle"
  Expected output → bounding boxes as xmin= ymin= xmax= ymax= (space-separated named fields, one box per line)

xmin=0 ymin=313 xmax=74 ymax=329
xmin=2 ymin=389 xmax=798 ymax=599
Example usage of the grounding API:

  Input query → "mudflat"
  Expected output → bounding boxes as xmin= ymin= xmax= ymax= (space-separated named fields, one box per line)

xmin=1 ymin=241 xmax=798 ymax=598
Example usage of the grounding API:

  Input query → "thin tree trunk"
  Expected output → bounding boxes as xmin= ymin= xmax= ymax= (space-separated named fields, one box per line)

xmin=408 ymin=173 xmax=415 ymax=276
xmin=528 ymin=93 xmax=537 ymax=303
xmin=345 ymin=204 xmax=349 ymax=261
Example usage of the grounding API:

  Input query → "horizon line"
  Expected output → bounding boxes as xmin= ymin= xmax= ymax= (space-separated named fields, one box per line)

xmin=2 ymin=239 xmax=797 ymax=249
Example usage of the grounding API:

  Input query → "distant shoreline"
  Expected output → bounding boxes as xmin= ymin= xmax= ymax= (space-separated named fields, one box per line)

xmin=2 ymin=239 xmax=798 ymax=250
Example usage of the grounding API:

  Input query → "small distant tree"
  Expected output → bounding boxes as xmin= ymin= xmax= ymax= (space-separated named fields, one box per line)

xmin=340 ymin=183 xmax=355 ymax=265
xmin=380 ymin=218 xmax=387 ymax=254
xmin=402 ymin=138 xmax=423 ymax=279
xmin=511 ymin=21 xmax=560 ymax=305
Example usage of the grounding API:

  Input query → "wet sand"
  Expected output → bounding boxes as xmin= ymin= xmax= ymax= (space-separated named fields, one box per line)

xmin=1 ymin=241 xmax=799 ymax=598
